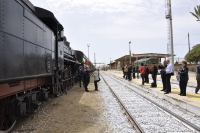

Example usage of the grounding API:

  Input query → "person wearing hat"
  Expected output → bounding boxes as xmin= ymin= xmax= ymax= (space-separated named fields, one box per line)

xmin=151 ymin=63 xmax=158 ymax=87
xmin=82 ymin=66 xmax=90 ymax=92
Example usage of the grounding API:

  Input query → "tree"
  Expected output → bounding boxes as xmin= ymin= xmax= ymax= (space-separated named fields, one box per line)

xmin=185 ymin=44 xmax=200 ymax=63
xmin=190 ymin=5 xmax=200 ymax=21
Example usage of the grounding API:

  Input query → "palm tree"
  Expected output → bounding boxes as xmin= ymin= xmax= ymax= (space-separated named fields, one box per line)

xmin=190 ymin=5 xmax=200 ymax=21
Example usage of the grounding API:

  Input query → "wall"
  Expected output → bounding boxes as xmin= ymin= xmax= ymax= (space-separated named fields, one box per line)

xmin=174 ymin=64 xmax=198 ymax=72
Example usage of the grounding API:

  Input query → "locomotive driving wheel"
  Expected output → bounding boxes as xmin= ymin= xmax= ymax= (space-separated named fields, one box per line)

xmin=0 ymin=97 xmax=16 ymax=132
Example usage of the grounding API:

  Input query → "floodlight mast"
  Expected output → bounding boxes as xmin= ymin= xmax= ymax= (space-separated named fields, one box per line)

xmin=165 ymin=0 xmax=174 ymax=69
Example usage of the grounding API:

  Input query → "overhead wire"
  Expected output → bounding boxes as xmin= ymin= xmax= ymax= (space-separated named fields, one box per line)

xmin=156 ymin=33 xmax=199 ymax=54
xmin=174 ymin=35 xmax=187 ymax=46
xmin=190 ymin=33 xmax=200 ymax=35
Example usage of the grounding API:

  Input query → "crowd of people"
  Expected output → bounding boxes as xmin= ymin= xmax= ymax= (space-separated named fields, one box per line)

xmin=76 ymin=61 xmax=200 ymax=96
xmin=78 ymin=66 xmax=100 ymax=92
xmin=122 ymin=60 xmax=200 ymax=96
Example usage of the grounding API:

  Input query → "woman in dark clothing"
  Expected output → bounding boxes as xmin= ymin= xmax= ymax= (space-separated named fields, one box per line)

xmin=83 ymin=67 xmax=90 ymax=92
xmin=178 ymin=61 xmax=189 ymax=96
xmin=144 ymin=64 xmax=149 ymax=83
xmin=132 ymin=65 xmax=136 ymax=79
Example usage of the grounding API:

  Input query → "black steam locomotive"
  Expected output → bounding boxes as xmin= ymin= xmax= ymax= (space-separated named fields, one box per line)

xmin=0 ymin=0 xmax=92 ymax=131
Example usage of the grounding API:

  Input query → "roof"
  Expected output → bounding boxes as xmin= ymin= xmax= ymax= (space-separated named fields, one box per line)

xmin=115 ymin=53 xmax=174 ymax=61
xmin=75 ymin=50 xmax=93 ymax=65
xmin=107 ymin=62 xmax=116 ymax=65
xmin=134 ymin=58 xmax=158 ymax=62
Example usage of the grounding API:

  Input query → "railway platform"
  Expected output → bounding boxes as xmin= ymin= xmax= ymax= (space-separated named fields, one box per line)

xmin=107 ymin=70 xmax=200 ymax=116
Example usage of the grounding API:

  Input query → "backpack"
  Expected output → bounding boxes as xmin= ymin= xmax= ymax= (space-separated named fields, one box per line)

xmin=78 ymin=69 xmax=83 ymax=76
xmin=124 ymin=68 xmax=128 ymax=72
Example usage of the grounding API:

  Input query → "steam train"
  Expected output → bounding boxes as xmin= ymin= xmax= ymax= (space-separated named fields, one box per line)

xmin=0 ymin=0 xmax=94 ymax=131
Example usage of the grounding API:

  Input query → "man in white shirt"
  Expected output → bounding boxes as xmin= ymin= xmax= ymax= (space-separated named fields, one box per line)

xmin=165 ymin=60 xmax=173 ymax=94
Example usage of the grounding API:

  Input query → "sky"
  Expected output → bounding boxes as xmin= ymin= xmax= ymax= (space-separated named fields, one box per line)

xmin=31 ymin=0 xmax=200 ymax=64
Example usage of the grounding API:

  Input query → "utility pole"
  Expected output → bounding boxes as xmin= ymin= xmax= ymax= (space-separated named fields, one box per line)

xmin=165 ymin=0 xmax=174 ymax=70
xmin=188 ymin=33 xmax=191 ymax=52
xmin=110 ymin=58 xmax=111 ymax=73
xmin=129 ymin=41 xmax=131 ymax=65
xmin=94 ymin=53 xmax=96 ymax=67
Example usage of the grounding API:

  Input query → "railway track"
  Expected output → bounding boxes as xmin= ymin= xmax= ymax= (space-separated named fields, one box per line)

xmin=101 ymin=72 xmax=200 ymax=133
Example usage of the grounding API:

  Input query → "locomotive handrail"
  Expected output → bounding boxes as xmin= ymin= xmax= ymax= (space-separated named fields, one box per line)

xmin=62 ymin=68 xmax=68 ymax=73
xmin=62 ymin=75 xmax=77 ymax=82
xmin=64 ymin=58 xmax=80 ymax=64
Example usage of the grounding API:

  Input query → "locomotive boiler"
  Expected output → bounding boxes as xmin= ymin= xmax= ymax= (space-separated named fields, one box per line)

xmin=0 ymin=0 xmax=82 ymax=131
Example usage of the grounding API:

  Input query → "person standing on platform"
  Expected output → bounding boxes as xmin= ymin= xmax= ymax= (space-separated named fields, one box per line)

xmin=195 ymin=63 xmax=200 ymax=94
xmin=140 ymin=63 xmax=146 ymax=85
xmin=159 ymin=61 xmax=167 ymax=91
xmin=164 ymin=60 xmax=173 ymax=94
xmin=151 ymin=63 xmax=158 ymax=87
xmin=97 ymin=69 xmax=101 ymax=82
xmin=178 ymin=61 xmax=189 ymax=96
xmin=124 ymin=66 xmax=128 ymax=80
xmin=78 ymin=66 xmax=83 ymax=88
xmin=128 ymin=64 xmax=132 ymax=81
xmin=122 ymin=66 xmax=125 ymax=78
xmin=83 ymin=67 xmax=90 ymax=92
xmin=93 ymin=69 xmax=100 ymax=91
xmin=136 ymin=65 xmax=139 ymax=79
xmin=132 ymin=65 xmax=136 ymax=79
xmin=144 ymin=64 xmax=149 ymax=83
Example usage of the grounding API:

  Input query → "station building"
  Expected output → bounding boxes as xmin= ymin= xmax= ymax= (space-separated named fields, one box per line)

xmin=109 ymin=53 xmax=172 ymax=69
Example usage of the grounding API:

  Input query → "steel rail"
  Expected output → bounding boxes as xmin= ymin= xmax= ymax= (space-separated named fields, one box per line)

xmin=100 ymin=73 xmax=145 ymax=133
xmin=104 ymin=72 xmax=200 ymax=132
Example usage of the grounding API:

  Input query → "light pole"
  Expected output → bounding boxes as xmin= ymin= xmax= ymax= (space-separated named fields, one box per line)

xmin=169 ymin=0 xmax=174 ymax=70
xmin=94 ymin=53 xmax=96 ymax=67
xmin=87 ymin=44 xmax=90 ymax=60
xmin=110 ymin=58 xmax=111 ymax=73
xmin=165 ymin=0 xmax=174 ymax=70
xmin=87 ymin=44 xmax=90 ymax=68
xmin=129 ymin=41 xmax=131 ymax=65
xmin=188 ymin=33 xmax=191 ymax=52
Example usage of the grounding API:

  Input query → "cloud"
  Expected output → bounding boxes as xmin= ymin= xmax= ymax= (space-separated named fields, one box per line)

xmin=30 ymin=0 xmax=200 ymax=62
